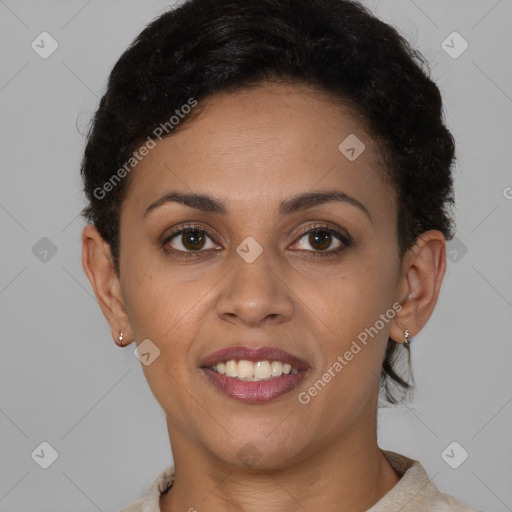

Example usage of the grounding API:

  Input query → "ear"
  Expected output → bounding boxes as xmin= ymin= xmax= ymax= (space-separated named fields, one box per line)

xmin=81 ymin=224 xmax=132 ymax=346
xmin=389 ymin=230 xmax=447 ymax=344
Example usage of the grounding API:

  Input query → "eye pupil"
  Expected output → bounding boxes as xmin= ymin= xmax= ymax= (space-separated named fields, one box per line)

xmin=309 ymin=230 xmax=331 ymax=250
xmin=183 ymin=230 xmax=205 ymax=250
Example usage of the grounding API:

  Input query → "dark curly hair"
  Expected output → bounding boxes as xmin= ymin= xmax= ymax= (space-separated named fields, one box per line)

xmin=80 ymin=0 xmax=456 ymax=404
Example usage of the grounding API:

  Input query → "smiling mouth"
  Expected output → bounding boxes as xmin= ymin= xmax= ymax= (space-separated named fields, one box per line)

xmin=205 ymin=359 xmax=300 ymax=381
xmin=200 ymin=361 xmax=308 ymax=403
xmin=199 ymin=345 xmax=310 ymax=402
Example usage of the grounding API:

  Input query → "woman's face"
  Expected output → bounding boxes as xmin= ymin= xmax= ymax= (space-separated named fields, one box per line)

xmin=118 ymin=82 xmax=404 ymax=467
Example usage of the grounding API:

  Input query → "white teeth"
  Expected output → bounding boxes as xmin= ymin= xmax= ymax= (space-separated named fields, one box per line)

xmin=238 ymin=360 xmax=254 ymax=379
xmin=270 ymin=361 xmax=283 ymax=377
xmin=210 ymin=359 xmax=300 ymax=380
xmin=225 ymin=360 xmax=237 ymax=378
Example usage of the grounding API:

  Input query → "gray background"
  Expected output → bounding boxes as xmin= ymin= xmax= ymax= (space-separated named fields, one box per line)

xmin=0 ymin=0 xmax=511 ymax=510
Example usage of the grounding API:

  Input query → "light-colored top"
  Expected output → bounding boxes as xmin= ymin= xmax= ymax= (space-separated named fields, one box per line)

xmin=119 ymin=450 xmax=484 ymax=512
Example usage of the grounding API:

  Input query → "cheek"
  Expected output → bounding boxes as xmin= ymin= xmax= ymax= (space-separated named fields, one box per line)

xmin=121 ymin=263 xmax=205 ymax=417
xmin=319 ymin=281 xmax=392 ymax=382
xmin=321 ymin=252 xmax=398 ymax=334
xmin=120 ymin=249 xmax=216 ymax=369
xmin=311 ymin=246 xmax=399 ymax=383
xmin=123 ymin=266 xmax=207 ymax=349
xmin=120 ymin=231 xmax=201 ymax=337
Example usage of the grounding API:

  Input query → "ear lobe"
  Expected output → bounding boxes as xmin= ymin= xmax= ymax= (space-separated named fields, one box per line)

xmin=81 ymin=224 xmax=132 ymax=345
xmin=389 ymin=230 xmax=447 ymax=344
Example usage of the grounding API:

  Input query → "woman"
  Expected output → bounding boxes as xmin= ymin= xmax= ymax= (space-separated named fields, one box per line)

xmin=80 ymin=0 xmax=484 ymax=510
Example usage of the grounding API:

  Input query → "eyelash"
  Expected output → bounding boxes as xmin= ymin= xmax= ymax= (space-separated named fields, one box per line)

xmin=162 ymin=223 xmax=351 ymax=259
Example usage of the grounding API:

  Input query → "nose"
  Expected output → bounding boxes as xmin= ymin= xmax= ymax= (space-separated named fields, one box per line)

xmin=215 ymin=246 xmax=295 ymax=328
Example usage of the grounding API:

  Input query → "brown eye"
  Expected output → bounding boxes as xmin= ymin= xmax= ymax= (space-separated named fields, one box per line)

xmin=291 ymin=225 xmax=351 ymax=257
xmin=181 ymin=230 xmax=206 ymax=250
xmin=164 ymin=227 xmax=216 ymax=253
xmin=307 ymin=230 xmax=335 ymax=251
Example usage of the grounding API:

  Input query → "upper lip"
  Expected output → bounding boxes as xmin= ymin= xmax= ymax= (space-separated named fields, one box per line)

xmin=200 ymin=345 xmax=310 ymax=371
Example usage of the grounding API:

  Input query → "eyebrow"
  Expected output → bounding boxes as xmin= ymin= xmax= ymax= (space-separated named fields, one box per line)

xmin=143 ymin=189 xmax=374 ymax=224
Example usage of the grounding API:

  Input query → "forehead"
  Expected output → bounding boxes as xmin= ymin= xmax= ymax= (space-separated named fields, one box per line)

xmin=122 ymin=82 xmax=394 ymax=222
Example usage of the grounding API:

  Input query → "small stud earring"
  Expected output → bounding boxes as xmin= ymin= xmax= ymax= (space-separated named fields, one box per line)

xmin=404 ymin=328 xmax=411 ymax=346
xmin=118 ymin=330 xmax=124 ymax=345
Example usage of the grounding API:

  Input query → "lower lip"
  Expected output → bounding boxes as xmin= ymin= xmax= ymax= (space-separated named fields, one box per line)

xmin=201 ymin=368 xmax=307 ymax=403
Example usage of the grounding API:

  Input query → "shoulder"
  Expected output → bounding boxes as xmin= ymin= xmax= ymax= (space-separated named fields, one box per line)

xmin=432 ymin=490 xmax=485 ymax=512
xmin=368 ymin=450 xmax=486 ymax=512
xmin=118 ymin=465 xmax=175 ymax=512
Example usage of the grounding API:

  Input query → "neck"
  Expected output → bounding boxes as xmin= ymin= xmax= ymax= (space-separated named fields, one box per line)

xmin=160 ymin=415 xmax=401 ymax=512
